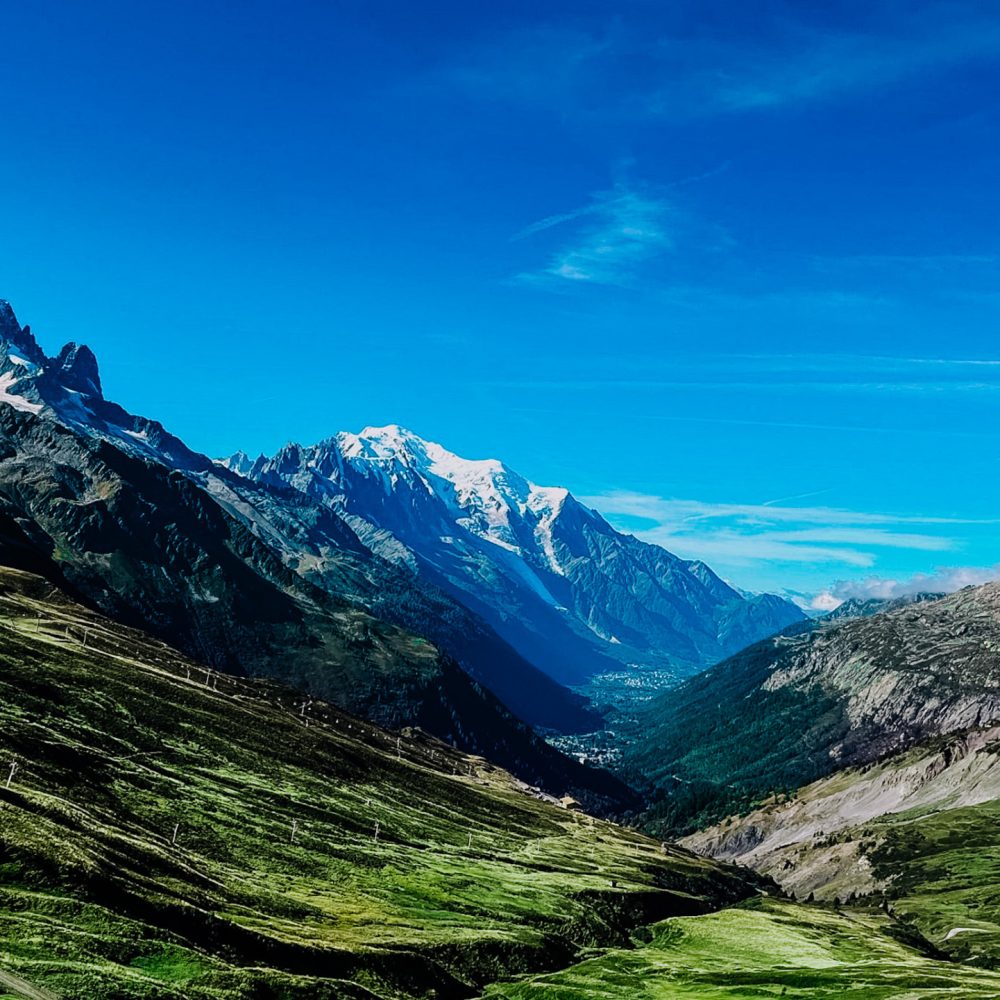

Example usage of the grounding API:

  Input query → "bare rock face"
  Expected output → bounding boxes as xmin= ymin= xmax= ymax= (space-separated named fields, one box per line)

xmin=773 ymin=585 xmax=1000 ymax=757
xmin=53 ymin=342 xmax=102 ymax=396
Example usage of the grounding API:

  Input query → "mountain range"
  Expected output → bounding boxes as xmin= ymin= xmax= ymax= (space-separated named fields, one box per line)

xmin=0 ymin=299 xmax=798 ymax=807
xmin=224 ymin=425 xmax=804 ymax=688
xmin=0 ymin=302 xmax=628 ymax=804
xmin=7 ymin=299 xmax=1000 ymax=996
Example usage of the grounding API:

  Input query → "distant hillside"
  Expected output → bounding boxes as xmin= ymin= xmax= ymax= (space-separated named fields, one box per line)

xmin=822 ymin=591 xmax=944 ymax=621
xmin=0 ymin=565 xmax=760 ymax=999
xmin=625 ymin=585 xmax=1000 ymax=835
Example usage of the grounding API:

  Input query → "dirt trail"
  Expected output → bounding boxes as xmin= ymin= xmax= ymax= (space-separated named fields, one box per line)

xmin=0 ymin=969 xmax=61 ymax=1000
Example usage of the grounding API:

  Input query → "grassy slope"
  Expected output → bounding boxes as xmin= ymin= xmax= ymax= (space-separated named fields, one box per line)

xmin=0 ymin=567 xmax=758 ymax=999
xmin=624 ymin=637 xmax=846 ymax=836
xmin=868 ymin=798 xmax=1000 ymax=965
xmin=481 ymin=897 xmax=1000 ymax=998
xmin=681 ymin=727 xmax=1000 ymax=967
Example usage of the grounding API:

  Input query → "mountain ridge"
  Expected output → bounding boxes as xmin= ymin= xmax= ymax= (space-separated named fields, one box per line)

xmin=0 ymin=301 xmax=627 ymax=802
xmin=626 ymin=582 xmax=1000 ymax=835
xmin=226 ymin=424 xmax=806 ymax=688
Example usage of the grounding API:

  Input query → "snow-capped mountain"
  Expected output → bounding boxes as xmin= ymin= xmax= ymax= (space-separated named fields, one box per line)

xmin=229 ymin=425 xmax=806 ymax=686
xmin=0 ymin=301 xmax=606 ymax=752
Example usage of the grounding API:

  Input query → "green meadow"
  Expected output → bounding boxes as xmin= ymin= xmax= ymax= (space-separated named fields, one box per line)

xmin=0 ymin=568 xmax=754 ymax=998
xmin=482 ymin=897 xmax=1000 ymax=999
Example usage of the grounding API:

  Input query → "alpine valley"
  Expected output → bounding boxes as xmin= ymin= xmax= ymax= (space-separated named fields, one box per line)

xmin=3 ymin=300 xmax=1000 ymax=999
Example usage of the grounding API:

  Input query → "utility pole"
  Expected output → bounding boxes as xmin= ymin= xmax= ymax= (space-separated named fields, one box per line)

xmin=6 ymin=761 xmax=18 ymax=789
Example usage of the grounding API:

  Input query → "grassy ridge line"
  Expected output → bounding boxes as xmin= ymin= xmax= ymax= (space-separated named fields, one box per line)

xmin=481 ymin=898 xmax=1000 ymax=998
xmin=0 ymin=566 xmax=760 ymax=999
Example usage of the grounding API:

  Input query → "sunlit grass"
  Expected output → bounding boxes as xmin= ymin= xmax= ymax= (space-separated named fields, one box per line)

xmin=0 ymin=567 xmax=753 ymax=997
xmin=483 ymin=898 xmax=1000 ymax=999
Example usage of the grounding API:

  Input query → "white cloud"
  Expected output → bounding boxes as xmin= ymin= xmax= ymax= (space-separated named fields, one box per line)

xmin=817 ymin=566 xmax=1000 ymax=605
xmin=809 ymin=592 xmax=844 ymax=612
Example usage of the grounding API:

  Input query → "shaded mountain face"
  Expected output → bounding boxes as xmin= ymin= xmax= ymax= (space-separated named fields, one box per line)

xmin=625 ymin=584 xmax=1000 ymax=835
xmin=0 ymin=301 xmax=626 ymax=804
xmin=0 ymin=303 xmax=596 ymax=735
xmin=229 ymin=426 xmax=806 ymax=686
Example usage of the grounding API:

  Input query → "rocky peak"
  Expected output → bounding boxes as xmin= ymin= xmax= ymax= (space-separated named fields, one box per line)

xmin=53 ymin=342 xmax=102 ymax=397
xmin=0 ymin=300 xmax=45 ymax=366
xmin=222 ymin=450 xmax=255 ymax=477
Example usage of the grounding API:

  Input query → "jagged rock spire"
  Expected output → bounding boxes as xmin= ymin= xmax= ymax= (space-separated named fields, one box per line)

xmin=54 ymin=342 xmax=102 ymax=397
xmin=0 ymin=300 xmax=45 ymax=365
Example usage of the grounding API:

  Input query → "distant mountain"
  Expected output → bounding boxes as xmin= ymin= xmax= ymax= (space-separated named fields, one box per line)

xmin=625 ymin=584 xmax=1000 ymax=835
xmin=227 ymin=426 xmax=806 ymax=686
xmin=821 ymin=591 xmax=945 ymax=621
xmin=0 ymin=301 xmax=625 ymax=803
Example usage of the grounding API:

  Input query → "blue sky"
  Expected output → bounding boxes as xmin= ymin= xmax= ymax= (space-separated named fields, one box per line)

xmin=3 ymin=0 xmax=1000 ymax=603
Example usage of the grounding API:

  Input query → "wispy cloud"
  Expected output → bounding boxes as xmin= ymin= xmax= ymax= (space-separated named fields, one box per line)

xmin=485 ymin=349 xmax=1000 ymax=397
xmin=584 ymin=492 xmax=999 ymax=529
xmin=581 ymin=490 xmax=997 ymax=572
xmin=695 ymin=13 xmax=1000 ymax=113
xmin=809 ymin=253 xmax=1000 ymax=272
xmin=443 ymin=6 xmax=1000 ymax=121
xmin=514 ymin=184 xmax=677 ymax=286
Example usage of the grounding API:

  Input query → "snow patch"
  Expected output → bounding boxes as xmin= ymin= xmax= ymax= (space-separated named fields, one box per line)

xmin=0 ymin=372 xmax=42 ymax=414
